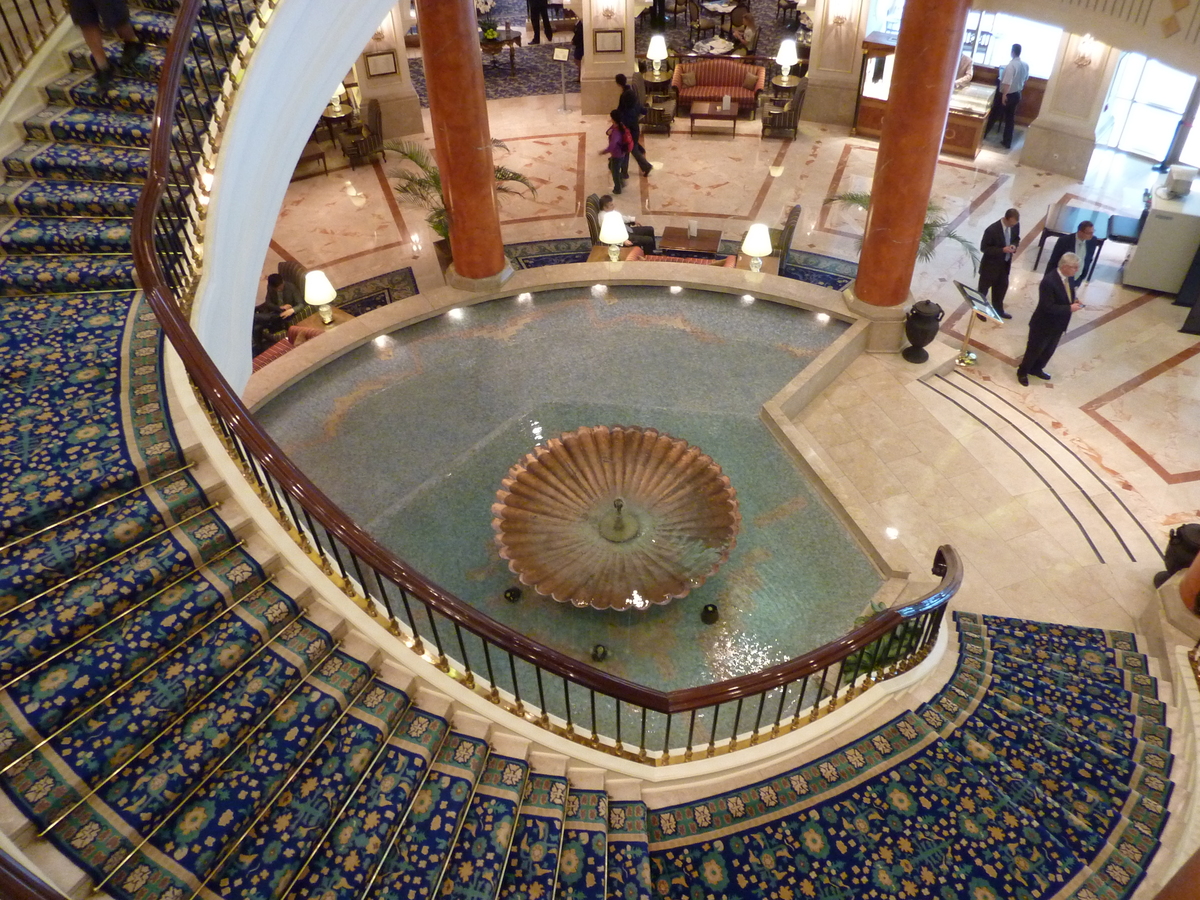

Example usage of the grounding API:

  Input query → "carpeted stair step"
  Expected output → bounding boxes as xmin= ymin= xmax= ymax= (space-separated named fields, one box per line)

xmin=22 ymin=105 xmax=156 ymax=149
xmin=606 ymin=799 xmax=652 ymax=900
xmin=437 ymin=753 xmax=530 ymax=900
xmin=372 ymin=732 xmax=491 ymax=900
xmin=68 ymin=43 xmax=226 ymax=88
xmin=0 ymin=252 xmax=136 ymax=296
xmin=279 ymin=704 xmax=449 ymax=900
xmin=0 ymin=180 xmax=143 ymax=217
xmin=44 ymin=68 xmax=210 ymax=119
xmin=960 ymin=613 xmax=1142 ymax=658
xmin=961 ymin=631 xmax=1161 ymax=700
xmin=139 ymin=0 xmax=257 ymax=31
xmin=959 ymin=619 xmax=1152 ymax=674
xmin=0 ymin=216 xmax=132 ymax=255
xmin=498 ymin=773 xmax=569 ymax=900
xmin=129 ymin=7 xmax=242 ymax=53
xmin=110 ymin=651 xmax=378 ymax=900
xmin=987 ymin=654 xmax=1169 ymax=726
xmin=4 ymin=140 xmax=148 ymax=183
xmin=32 ymin=614 xmax=340 ymax=887
xmin=204 ymin=674 xmax=413 ymax=899
xmin=556 ymin=787 xmax=607 ymax=900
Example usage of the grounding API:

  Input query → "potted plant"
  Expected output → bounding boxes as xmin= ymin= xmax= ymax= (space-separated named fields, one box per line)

xmin=384 ymin=138 xmax=537 ymax=272
xmin=475 ymin=0 xmax=500 ymax=40
xmin=824 ymin=192 xmax=980 ymax=269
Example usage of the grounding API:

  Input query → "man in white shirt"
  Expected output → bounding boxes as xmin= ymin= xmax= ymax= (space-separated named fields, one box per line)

xmin=985 ymin=44 xmax=1030 ymax=149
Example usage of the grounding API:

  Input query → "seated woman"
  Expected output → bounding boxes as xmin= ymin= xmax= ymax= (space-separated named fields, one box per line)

xmin=600 ymin=194 xmax=656 ymax=253
xmin=732 ymin=13 xmax=757 ymax=53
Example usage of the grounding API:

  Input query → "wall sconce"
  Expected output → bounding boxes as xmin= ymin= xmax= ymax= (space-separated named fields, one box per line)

xmin=829 ymin=0 xmax=851 ymax=27
xmin=595 ymin=0 xmax=622 ymax=24
xmin=1074 ymin=34 xmax=1095 ymax=68
xmin=305 ymin=270 xmax=338 ymax=325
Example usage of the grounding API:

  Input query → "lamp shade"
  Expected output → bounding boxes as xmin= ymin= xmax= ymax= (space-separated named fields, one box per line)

xmin=741 ymin=223 xmax=773 ymax=259
xmin=305 ymin=270 xmax=338 ymax=306
xmin=647 ymin=34 xmax=668 ymax=62
xmin=775 ymin=39 xmax=799 ymax=69
xmin=598 ymin=210 xmax=629 ymax=245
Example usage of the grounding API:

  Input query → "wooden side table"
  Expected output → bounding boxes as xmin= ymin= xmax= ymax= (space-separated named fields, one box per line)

xmin=481 ymin=29 xmax=522 ymax=76
xmin=587 ymin=244 xmax=638 ymax=262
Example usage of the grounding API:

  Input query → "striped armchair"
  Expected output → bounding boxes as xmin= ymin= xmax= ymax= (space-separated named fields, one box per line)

xmin=671 ymin=58 xmax=766 ymax=116
xmin=761 ymin=80 xmax=807 ymax=138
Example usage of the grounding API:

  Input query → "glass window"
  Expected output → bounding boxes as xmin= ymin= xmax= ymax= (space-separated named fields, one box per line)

xmin=1180 ymin=123 xmax=1200 ymax=168
xmin=1134 ymin=59 xmax=1194 ymax=114
xmin=957 ymin=10 xmax=1060 ymax=79
xmin=1101 ymin=51 xmax=1197 ymax=161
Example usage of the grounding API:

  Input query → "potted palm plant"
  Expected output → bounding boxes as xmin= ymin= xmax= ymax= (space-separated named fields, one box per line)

xmin=824 ymin=192 xmax=980 ymax=268
xmin=384 ymin=139 xmax=536 ymax=272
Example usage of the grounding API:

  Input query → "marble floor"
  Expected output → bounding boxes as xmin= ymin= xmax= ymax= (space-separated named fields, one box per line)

xmin=260 ymin=93 xmax=1198 ymax=654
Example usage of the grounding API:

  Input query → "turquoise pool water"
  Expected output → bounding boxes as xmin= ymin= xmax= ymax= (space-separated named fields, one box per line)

xmin=257 ymin=284 xmax=882 ymax=691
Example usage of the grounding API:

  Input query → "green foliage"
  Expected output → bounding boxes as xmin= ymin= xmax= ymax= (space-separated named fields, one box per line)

xmin=383 ymin=139 xmax=537 ymax=240
xmin=825 ymin=192 xmax=981 ymax=272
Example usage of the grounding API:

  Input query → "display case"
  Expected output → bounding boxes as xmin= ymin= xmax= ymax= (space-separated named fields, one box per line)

xmin=853 ymin=32 xmax=992 ymax=159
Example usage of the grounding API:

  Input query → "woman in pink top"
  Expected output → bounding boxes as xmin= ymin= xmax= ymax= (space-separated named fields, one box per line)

xmin=599 ymin=109 xmax=632 ymax=194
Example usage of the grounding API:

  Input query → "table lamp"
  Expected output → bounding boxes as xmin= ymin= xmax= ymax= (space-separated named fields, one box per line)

xmin=305 ymin=270 xmax=338 ymax=324
xmin=776 ymin=40 xmax=799 ymax=81
xmin=598 ymin=211 xmax=629 ymax=262
xmin=330 ymin=82 xmax=346 ymax=113
xmin=647 ymin=35 xmax=668 ymax=75
xmin=741 ymin=223 xmax=772 ymax=273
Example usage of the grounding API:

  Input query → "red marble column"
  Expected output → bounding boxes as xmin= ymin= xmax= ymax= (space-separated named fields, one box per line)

xmin=855 ymin=0 xmax=971 ymax=307
xmin=416 ymin=0 xmax=507 ymax=280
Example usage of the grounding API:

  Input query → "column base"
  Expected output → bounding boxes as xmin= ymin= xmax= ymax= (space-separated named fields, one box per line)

xmin=842 ymin=282 xmax=908 ymax=353
xmin=446 ymin=262 xmax=515 ymax=292
xmin=581 ymin=76 xmax=615 ymax=115
xmin=803 ymin=78 xmax=859 ymax=127
xmin=378 ymin=92 xmax=425 ymax=139
xmin=1020 ymin=120 xmax=1096 ymax=181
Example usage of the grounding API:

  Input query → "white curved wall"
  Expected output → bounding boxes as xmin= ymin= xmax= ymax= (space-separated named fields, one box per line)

xmin=192 ymin=0 xmax=395 ymax=389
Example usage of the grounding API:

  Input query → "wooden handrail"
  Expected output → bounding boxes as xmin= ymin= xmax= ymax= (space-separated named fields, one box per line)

xmin=0 ymin=851 xmax=68 ymax=900
xmin=131 ymin=0 xmax=961 ymax=718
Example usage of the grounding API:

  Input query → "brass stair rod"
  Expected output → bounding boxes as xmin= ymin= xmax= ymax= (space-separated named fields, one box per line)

xmin=0 ymin=540 xmax=246 ymax=694
xmin=273 ymin=698 xmax=417 ymax=900
xmin=0 ymin=462 xmax=194 ymax=554
xmin=91 ymin=640 xmax=345 ymax=892
xmin=3 ymin=504 xmax=220 ymax=619
xmin=35 ymin=597 xmax=305 ymax=829
xmin=0 ymin=578 xmax=274 ymax=777
xmin=354 ymin=727 xmax=455 ymax=900
xmin=185 ymin=675 xmax=379 ymax=900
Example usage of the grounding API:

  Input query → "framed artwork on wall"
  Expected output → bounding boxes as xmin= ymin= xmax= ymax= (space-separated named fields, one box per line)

xmin=365 ymin=50 xmax=399 ymax=77
xmin=594 ymin=29 xmax=624 ymax=53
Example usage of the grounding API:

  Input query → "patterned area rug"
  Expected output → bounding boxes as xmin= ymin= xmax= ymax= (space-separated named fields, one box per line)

xmin=334 ymin=266 xmax=420 ymax=316
xmin=408 ymin=43 xmax=580 ymax=105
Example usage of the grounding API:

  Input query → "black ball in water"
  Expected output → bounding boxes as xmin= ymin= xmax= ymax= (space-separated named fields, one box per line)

xmin=504 ymin=587 xmax=522 ymax=603
xmin=701 ymin=604 xmax=719 ymax=624
xmin=591 ymin=644 xmax=609 ymax=662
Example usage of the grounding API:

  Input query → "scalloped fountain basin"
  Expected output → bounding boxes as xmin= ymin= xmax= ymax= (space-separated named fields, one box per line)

xmin=493 ymin=425 xmax=741 ymax=610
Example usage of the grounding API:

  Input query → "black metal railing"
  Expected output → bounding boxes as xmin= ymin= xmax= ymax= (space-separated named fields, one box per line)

xmin=0 ymin=0 xmax=66 ymax=97
xmin=133 ymin=0 xmax=963 ymax=764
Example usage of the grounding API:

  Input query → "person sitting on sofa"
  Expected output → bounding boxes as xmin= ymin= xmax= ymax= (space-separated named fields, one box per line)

xmin=599 ymin=194 xmax=656 ymax=253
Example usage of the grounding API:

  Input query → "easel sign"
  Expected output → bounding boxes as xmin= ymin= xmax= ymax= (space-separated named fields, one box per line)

xmin=553 ymin=47 xmax=571 ymax=111
xmin=952 ymin=280 xmax=1003 ymax=367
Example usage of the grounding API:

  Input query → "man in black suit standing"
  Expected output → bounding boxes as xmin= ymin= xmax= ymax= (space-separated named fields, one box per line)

xmin=1017 ymin=252 xmax=1083 ymax=386
xmin=978 ymin=208 xmax=1020 ymax=319
xmin=529 ymin=0 xmax=553 ymax=44
xmin=1045 ymin=221 xmax=1097 ymax=287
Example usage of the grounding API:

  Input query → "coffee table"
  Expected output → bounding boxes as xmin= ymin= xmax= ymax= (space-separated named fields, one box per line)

xmin=660 ymin=226 xmax=722 ymax=255
xmin=689 ymin=101 xmax=739 ymax=135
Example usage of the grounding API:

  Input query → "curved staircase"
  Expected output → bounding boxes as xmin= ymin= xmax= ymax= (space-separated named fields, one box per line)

xmin=0 ymin=3 xmax=1181 ymax=899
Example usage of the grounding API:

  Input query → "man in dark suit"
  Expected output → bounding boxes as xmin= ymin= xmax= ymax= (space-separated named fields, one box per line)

xmin=1045 ymin=221 xmax=1097 ymax=287
xmin=529 ymin=0 xmax=553 ymax=44
xmin=978 ymin=208 xmax=1020 ymax=319
xmin=1017 ymin=253 xmax=1083 ymax=386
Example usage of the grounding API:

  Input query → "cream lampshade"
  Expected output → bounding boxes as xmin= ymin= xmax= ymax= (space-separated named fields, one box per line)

xmin=647 ymin=35 xmax=668 ymax=74
xmin=776 ymin=40 xmax=799 ymax=81
xmin=330 ymin=82 xmax=346 ymax=113
xmin=305 ymin=270 xmax=338 ymax=324
xmin=741 ymin=223 xmax=773 ymax=272
xmin=598 ymin=211 xmax=629 ymax=261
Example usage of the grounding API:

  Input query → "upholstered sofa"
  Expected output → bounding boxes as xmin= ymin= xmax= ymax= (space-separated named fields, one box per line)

xmin=671 ymin=58 xmax=765 ymax=116
xmin=626 ymin=247 xmax=736 ymax=266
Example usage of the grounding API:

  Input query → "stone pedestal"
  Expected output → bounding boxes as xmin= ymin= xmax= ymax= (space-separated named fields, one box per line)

xmin=357 ymin=2 xmax=425 ymax=138
xmin=802 ymin=0 xmax=868 ymax=127
xmin=445 ymin=262 xmax=514 ymax=292
xmin=842 ymin=284 xmax=907 ymax=353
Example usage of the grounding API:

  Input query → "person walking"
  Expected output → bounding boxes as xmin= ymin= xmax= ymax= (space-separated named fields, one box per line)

xmin=529 ymin=0 xmax=553 ymax=44
xmin=984 ymin=43 xmax=1029 ymax=148
xmin=615 ymin=74 xmax=653 ymax=178
xmin=978 ymin=208 xmax=1020 ymax=319
xmin=1017 ymin=252 xmax=1082 ymax=386
xmin=68 ymin=0 xmax=145 ymax=89
xmin=599 ymin=110 xmax=632 ymax=194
